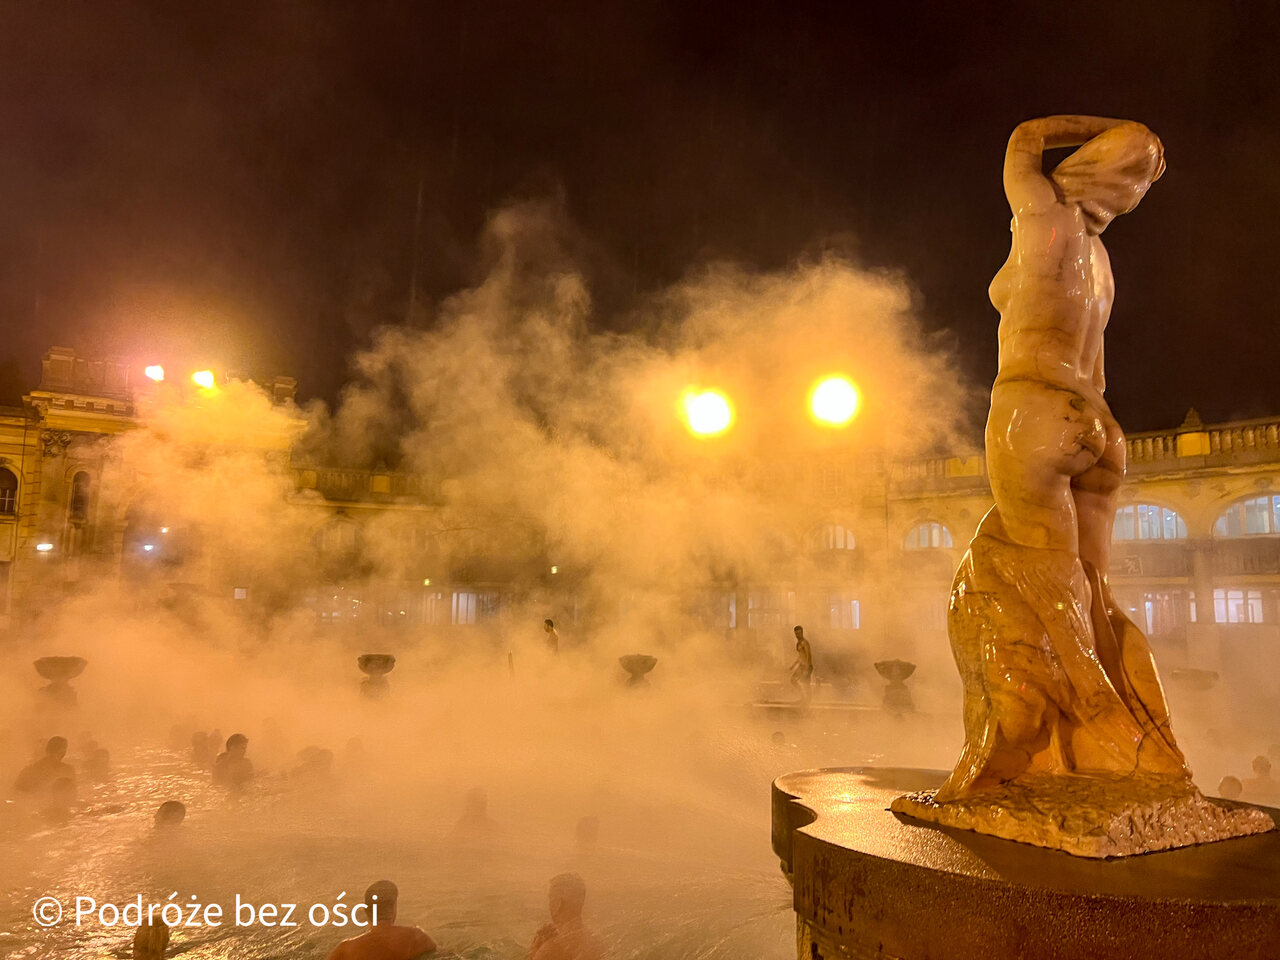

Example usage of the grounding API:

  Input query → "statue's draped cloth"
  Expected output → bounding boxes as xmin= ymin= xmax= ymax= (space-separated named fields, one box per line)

xmin=937 ymin=513 xmax=1188 ymax=803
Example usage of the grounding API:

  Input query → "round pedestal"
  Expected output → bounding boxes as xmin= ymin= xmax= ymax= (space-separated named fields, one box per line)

xmin=772 ymin=767 xmax=1280 ymax=960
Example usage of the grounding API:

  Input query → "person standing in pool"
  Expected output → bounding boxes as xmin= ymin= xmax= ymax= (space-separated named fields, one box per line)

xmin=789 ymin=626 xmax=814 ymax=701
xmin=544 ymin=618 xmax=560 ymax=654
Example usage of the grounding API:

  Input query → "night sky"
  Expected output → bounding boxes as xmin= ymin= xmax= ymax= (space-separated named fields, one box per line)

xmin=2 ymin=1 xmax=1277 ymax=429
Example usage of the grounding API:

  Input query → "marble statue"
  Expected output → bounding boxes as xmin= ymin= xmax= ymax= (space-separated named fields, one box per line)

xmin=891 ymin=117 xmax=1275 ymax=856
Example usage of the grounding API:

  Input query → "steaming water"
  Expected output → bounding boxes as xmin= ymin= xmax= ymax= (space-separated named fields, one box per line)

xmin=1 ymin=744 xmax=790 ymax=958
xmin=0 ymin=661 xmax=955 ymax=960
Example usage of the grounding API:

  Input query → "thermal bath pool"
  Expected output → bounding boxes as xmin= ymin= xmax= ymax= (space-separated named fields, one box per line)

xmin=0 ymin=653 xmax=964 ymax=960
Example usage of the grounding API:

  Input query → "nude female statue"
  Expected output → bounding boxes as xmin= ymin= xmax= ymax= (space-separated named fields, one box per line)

xmin=935 ymin=117 xmax=1189 ymax=801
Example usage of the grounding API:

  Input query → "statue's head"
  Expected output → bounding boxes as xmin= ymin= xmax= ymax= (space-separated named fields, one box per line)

xmin=1051 ymin=122 xmax=1164 ymax=234
xmin=46 ymin=736 xmax=68 ymax=759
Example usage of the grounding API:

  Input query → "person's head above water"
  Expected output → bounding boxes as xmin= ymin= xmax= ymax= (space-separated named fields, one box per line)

xmin=132 ymin=919 xmax=170 ymax=960
xmin=544 ymin=619 xmax=555 ymax=630
xmin=1218 ymin=776 xmax=1244 ymax=800
xmin=1253 ymin=755 xmax=1272 ymax=778
xmin=465 ymin=786 xmax=488 ymax=816
xmin=1050 ymin=122 xmax=1164 ymax=235
xmin=46 ymin=736 xmax=68 ymax=759
xmin=548 ymin=872 xmax=587 ymax=924
xmin=155 ymin=800 xmax=186 ymax=828
xmin=225 ymin=734 xmax=248 ymax=755
xmin=364 ymin=880 xmax=398 ymax=925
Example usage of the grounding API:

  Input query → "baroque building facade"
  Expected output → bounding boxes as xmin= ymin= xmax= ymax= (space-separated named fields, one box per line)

xmin=2 ymin=349 xmax=1279 ymax=704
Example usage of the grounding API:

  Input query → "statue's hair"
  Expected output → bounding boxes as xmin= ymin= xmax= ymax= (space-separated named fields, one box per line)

xmin=1051 ymin=123 xmax=1164 ymax=228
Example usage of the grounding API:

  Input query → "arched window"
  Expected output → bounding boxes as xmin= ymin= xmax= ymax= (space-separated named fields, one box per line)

xmin=0 ymin=468 xmax=16 ymax=515
xmin=904 ymin=521 xmax=953 ymax=550
xmin=1113 ymin=504 xmax=1187 ymax=541
xmin=1214 ymin=494 xmax=1280 ymax=537
xmin=810 ymin=523 xmax=855 ymax=552
xmin=69 ymin=472 xmax=91 ymax=525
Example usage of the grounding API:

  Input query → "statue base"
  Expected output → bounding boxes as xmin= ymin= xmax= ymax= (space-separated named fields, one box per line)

xmin=773 ymin=768 xmax=1280 ymax=960
xmin=891 ymin=772 xmax=1274 ymax=858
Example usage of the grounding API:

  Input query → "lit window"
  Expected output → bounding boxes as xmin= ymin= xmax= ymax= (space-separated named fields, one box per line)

xmin=904 ymin=521 xmax=953 ymax=550
xmin=827 ymin=594 xmax=861 ymax=630
xmin=1213 ymin=587 xmax=1265 ymax=623
xmin=0 ymin=468 xmax=16 ymax=515
xmin=1114 ymin=589 xmax=1196 ymax=634
xmin=810 ymin=524 xmax=856 ymax=552
xmin=747 ymin=590 xmax=795 ymax=629
xmin=452 ymin=591 xmax=477 ymax=625
xmin=1214 ymin=495 xmax=1280 ymax=537
xmin=1112 ymin=504 xmax=1188 ymax=541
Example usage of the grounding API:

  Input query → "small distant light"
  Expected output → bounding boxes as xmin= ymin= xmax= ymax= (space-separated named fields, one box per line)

xmin=142 ymin=543 xmax=155 ymax=552
xmin=160 ymin=526 xmax=169 ymax=534
xmin=144 ymin=365 xmax=165 ymax=382
xmin=422 ymin=578 xmax=431 ymax=586
xmin=192 ymin=370 xmax=216 ymax=389
xmin=35 ymin=542 xmax=54 ymax=553
xmin=233 ymin=587 xmax=248 ymax=600
xmin=550 ymin=565 xmax=559 ymax=575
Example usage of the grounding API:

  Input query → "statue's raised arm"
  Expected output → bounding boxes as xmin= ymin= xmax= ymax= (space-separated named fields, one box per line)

xmin=1001 ymin=116 xmax=1151 ymax=212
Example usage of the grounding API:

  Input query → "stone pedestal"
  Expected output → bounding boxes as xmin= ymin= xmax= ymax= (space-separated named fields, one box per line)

xmin=773 ymin=767 xmax=1280 ymax=960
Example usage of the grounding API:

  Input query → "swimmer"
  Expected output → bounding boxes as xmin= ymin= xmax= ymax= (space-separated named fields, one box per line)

xmin=154 ymin=800 xmax=187 ymax=828
xmin=528 ymin=873 xmax=604 ymax=960
xmin=449 ymin=787 xmax=504 ymax=843
xmin=212 ymin=734 xmax=254 ymax=791
xmin=14 ymin=736 xmax=75 ymax=794
xmin=133 ymin=919 xmax=170 ymax=959
xmin=325 ymin=880 xmax=436 ymax=959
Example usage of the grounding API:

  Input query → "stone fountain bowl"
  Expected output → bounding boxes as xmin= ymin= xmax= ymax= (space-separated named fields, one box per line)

xmin=357 ymin=654 xmax=396 ymax=677
xmin=874 ymin=659 xmax=916 ymax=683
xmin=618 ymin=654 xmax=658 ymax=678
xmin=34 ymin=656 xmax=88 ymax=681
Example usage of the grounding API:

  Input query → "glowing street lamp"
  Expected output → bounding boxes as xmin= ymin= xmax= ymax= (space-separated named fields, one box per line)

xmin=808 ymin=375 xmax=861 ymax=427
xmin=35 ymin=542 xmax=54 ymax=553
xmin=144 ymin=365 xmax=165 ymax=382
xmin=191 ymin=370 xmax=216 ymax=389
xmin=681 ymin=388 xmax=734 ymax=437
